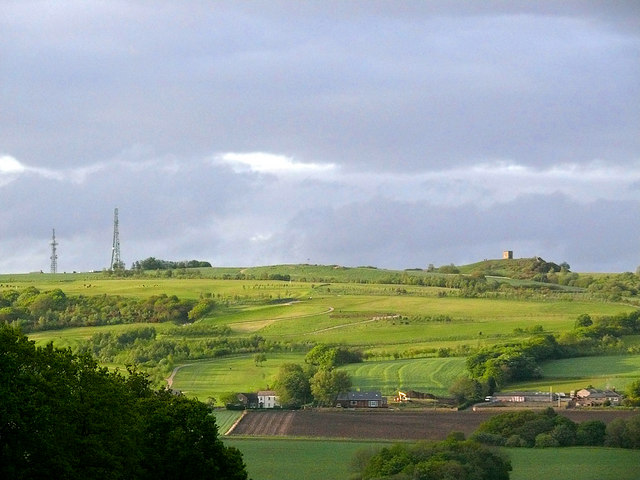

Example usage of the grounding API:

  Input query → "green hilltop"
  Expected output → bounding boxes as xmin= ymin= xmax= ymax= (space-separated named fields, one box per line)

xmin=458 ymin=256 xmax=566 ymax=278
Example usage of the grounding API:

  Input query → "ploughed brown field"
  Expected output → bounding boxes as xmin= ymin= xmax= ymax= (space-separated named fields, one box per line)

xmin=228 ymin=408 xmax=639 ymax=440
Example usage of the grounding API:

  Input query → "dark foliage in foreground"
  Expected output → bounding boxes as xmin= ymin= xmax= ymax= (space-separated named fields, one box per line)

xmin=0 ymin=325 xmax=248 ymax=480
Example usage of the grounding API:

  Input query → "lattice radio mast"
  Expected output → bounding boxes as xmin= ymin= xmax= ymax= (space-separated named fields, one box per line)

xmin=110 ymin=207 xmax=122 ymax=270
xmin=50 ymin=228 xmax=58 ymax=274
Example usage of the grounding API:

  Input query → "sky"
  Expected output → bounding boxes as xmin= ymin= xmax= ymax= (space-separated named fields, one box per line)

xmin=1 ymin=1 xmax=639 ymax=274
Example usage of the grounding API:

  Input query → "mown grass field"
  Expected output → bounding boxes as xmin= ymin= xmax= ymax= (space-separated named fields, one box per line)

xmin=508 ymin=447 xmax=640 ymax=480
xmin=170 ymin=353 xmax=307 ymax=400
xmin=339 ymin=357 xmax=468 ymax=396
xmin=223 ymin=438 xmax=640 ymax=480
xmin=510 ymin=354 xmax=640 ymax=393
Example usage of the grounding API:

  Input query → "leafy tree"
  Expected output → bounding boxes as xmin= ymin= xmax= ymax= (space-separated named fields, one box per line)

xmin=273 ymin=363 xmax=311 ymax=408
xmin=135 ymin=257 xmax=212 ymax=270
xmin=305 ymin=344 xmax=362 ymax=368
xmin=576 ymin=420 xmax=606 ymax=446
xmin=136 ymin=391 xmax=246 ymax=480
xmin=550 ymin=418 xmax=577 ymax=446
xmin=505 ymin=434 xmax=528 ymax=447
xmin=535 ymin=433 xmax=559 ymax=448
xmin=310 ymin=369 xmax=351 ymax=406
xmin=575 ymin=313 xmax=593 ymax=328
xmin=448 ymin=376 xmax=482 ymax=404
xmin=603 ymin=416 xmax=640 ymax=449
xmin=0 ymin=325 xmax=248 ymax=480
xmin=253 ymin=352 xmax=267 ymax=366
xmin=626 ymin=415 xmax=640 ymax=449
xmin=624 ymin=378 xmax=640 ymax=406
xmin=605 ymin=418 xmax=628 ymax=448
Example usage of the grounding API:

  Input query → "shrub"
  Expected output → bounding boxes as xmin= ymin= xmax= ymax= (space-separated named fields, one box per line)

xmin=505 ymin=434 xmax=528 ymax=448
xmin=576 ymin=420 xmax=606 ymax=446
xmin=535 ymin=433 xmax=560 ymax=448
xmin=469 ymin=432 xmax=506 ymax=446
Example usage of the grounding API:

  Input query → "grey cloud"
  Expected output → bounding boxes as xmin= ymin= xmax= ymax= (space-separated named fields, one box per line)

xmin=282 ymin=194 xmax=640 ymax=272
xmin=1 ymin=2 xmax=638 ymax=273
xmin=3 ymin=2 xmax=638 ymax=170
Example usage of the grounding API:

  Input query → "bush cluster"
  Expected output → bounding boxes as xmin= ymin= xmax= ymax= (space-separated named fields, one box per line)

xmin=353 ymin=438 xmax=511 ymax=480
xmin=472 ymin=408 xmax=640 ymax=449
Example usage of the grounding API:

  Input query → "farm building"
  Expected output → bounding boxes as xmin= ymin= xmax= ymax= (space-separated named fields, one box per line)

xmin=257 ymin=390 xmax=279 ymax=408
xmin=236 ymin=393 xmax=259 ymax=409
xmin=490 ymin=391 xmax=557 ymax=403
xmin=574 ymin=388 xmax=622 ymax=406
xmin=335 ymin=391 xmax=388 ymax=408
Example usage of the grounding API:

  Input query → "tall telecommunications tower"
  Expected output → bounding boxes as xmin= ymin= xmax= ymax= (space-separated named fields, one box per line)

xmin=110 ymin=208 xmax=122 ymax=270
xmin=50 ymin=228 xmax=58 ymax=274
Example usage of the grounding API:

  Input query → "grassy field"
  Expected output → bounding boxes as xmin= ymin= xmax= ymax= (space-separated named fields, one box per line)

xmin=19 ymin=281 xmax=633 ymax=357
xmin=224 ymin=438 xmax=389 ymax=480
xmin=508 ymin=447 xmax=640 ymax=480
xmin=0 ymin=276 xmax=313 ymax=300
xmin=26 ymin=321 xmax=178 ymax=349
xmin=5 ymin=267 xmax=640 ymax=402
xmin=212 ymin=410 xmax=243 ymax=434
xmin=223 ymin=438 xmax=640 ymax=480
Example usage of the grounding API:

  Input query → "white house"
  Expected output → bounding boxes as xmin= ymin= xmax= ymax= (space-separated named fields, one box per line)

xmin=257 ymin=390 xmax=279 ymax=408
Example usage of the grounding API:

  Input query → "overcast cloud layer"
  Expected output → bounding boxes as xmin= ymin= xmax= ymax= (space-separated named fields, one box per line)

xmin=1 ymin=1 xmax=639 ymax=273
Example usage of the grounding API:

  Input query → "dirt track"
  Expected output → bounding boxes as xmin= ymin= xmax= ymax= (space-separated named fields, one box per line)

xmin=229 ymin=408 xmax=639 ymax=440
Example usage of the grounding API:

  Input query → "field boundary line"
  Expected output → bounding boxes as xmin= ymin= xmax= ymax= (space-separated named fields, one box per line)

xmin=229 ymin=306 xmax=335 ymax=327
xmin=225 ymin=410 xmax=247 ymax=435
xmin=308 ymin=314 xmax=399 ymax=335
xmin=166 ymin=363 xmax=193 ymax=389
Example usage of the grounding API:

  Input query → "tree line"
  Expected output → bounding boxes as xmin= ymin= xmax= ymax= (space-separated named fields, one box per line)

xmin=131 ymin=257 xmax=212 ymax=270
xmin=0 ymin=287 xmax=204 ymax=332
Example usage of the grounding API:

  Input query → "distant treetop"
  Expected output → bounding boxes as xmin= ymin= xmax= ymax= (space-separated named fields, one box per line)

xmin=133 ymin=257 xmax=212 ymax=270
